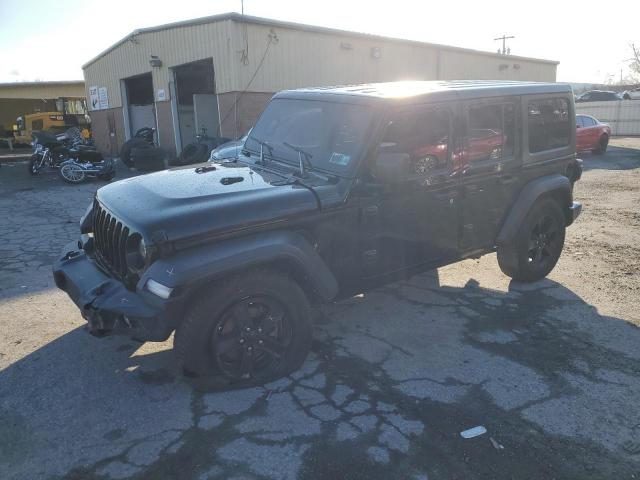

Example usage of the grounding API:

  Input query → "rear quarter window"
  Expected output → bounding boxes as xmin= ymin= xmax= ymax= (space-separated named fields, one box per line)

xmin=528 ymin=98 xmax=570 ymax=153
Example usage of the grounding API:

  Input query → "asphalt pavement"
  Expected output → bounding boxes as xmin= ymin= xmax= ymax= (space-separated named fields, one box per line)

xmin=1 ymin=143 xmax=639 ymax=480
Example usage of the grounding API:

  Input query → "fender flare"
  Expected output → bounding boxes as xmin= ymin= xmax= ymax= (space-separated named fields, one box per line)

xmin=496 ymin=174 xmax=571 ymax=246
xmin=139 ymin=230 xmax=339 ymax=302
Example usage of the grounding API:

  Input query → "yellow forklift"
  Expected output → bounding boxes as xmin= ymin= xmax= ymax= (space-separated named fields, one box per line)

xmin=12 ymin=97 xmax=90 ymax=145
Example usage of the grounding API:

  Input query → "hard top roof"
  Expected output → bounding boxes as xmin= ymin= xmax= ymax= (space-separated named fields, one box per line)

xmin=275 ymin=81 xmax=572 ymax=104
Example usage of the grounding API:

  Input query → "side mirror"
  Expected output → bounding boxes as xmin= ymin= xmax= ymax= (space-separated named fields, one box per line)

xmin=373 ymin=152 xmax=411 ymax=183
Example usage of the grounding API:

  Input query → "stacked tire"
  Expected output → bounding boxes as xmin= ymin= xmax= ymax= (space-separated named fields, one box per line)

xmin=131 ymin=145 xmax=167 ymax=171
xmin=119 ymin=138 xmax=148 ymax=167
xmin=178 ymin=142 xmax=210 ymax=166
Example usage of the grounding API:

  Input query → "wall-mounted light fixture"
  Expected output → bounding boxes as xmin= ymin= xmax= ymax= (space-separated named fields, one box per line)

xmin=499 ymin=64 xmax=509 ymax=71
xmin=513 ymin=64 xmax=521 ymax=70
xmin=371 ymin=47 xmax=381 ymax=59
xmin=149 ymin=55 xmax=162 ymax=68
xmin=340 ymin=42 xmax=353 ymax=50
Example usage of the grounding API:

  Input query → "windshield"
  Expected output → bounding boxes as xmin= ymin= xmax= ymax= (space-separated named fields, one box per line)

xmin=245 ymin=98 xmax=373 ymax=175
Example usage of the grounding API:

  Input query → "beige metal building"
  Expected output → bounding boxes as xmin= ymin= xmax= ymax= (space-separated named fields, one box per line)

xmin=83 ymin=13 xmax=559 ymax=157
xmin=0 ymin=81 xmax=85 ymax=136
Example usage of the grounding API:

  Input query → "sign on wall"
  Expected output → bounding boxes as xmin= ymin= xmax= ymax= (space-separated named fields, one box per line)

xmin=157 ymin=88 xmax=166 ymax=101
xmin=89 ymin=85 xmax=109 ymax=110
xmin=88 ymin=86 xmax=99 ymax=110
xmin=98 ymin=87 xmax=109 ymax=110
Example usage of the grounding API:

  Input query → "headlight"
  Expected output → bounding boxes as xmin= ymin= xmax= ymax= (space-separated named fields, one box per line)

xmin=125 ymin=234 xmax=147 ymax=271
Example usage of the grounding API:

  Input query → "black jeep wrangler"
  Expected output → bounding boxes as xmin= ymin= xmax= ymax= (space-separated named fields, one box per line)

xmin=54 ymin=81 xmax=582 ymax=389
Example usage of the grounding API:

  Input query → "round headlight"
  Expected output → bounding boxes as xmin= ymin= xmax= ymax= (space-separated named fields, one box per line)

xmin=125 ymin=234 xmax=147 ymax=271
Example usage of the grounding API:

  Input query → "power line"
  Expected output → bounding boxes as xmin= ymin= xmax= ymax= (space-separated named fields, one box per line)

xmin=218 ymin=32 xmax=276 ymax=136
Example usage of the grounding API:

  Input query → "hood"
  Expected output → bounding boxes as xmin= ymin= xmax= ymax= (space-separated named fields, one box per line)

xmin=210 ymin=139 xmax=243 ymax=160
xmin=96 ymin=163 xmax=320 ymax=246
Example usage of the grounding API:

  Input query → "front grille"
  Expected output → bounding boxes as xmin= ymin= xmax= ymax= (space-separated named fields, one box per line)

xmin=92 ymin=200 xmax=130 ymax=279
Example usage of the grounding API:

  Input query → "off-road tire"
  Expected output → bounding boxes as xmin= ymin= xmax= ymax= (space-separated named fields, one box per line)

xmin=178 ymin=142 xmax=209 ymax=165
xmin=131 ymin=146 xmax=167 ymax=171
xmin=497 ymin=199 xmax=566 ymax=283
xmin=174 ymin=268 xmax=312 ymax=391
xmin=119 ymin=138 xmax=148 ymax=167
xmin=593 ymin=134 xmax=608 ymax=155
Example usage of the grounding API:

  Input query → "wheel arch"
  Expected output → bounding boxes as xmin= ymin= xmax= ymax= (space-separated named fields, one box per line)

xmin=496 ymin=174 xmax=572 ymax=247
xmin=140 ymin=230 xmax=339 ymax=306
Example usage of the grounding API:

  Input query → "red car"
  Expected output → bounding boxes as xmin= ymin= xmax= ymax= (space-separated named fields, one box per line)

xmin=413 ymin=129 xmax=505 ymax=173
xmin=576 ymin=114 xmax=611 ymax=154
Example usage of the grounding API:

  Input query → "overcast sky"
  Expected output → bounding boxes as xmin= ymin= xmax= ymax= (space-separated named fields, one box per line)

xmin=0 ymin=0 xmax=637 ymax=84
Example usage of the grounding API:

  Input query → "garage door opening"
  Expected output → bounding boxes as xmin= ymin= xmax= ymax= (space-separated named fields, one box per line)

xmin=173 ymin=58 xmax=219 ymax=149
xmin=123 ymin=73 xmax=156 ymax=139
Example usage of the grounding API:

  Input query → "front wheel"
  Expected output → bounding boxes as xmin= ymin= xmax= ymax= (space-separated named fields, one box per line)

xmin=174 ymin=269 xmax=312 ymax=391
xmin=28 ymin=154 xmax=43 ymax=175
xmin=497 ymin=199 xmax=566 ymax=282
xmin=58 ymin=162 xmax=86 ymax=184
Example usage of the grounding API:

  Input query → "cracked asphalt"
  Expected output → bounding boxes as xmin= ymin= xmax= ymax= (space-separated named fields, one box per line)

xmin=1 ymin=139 xmax=639 ymax=479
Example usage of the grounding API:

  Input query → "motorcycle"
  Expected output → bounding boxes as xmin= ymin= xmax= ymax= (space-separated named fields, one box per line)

xmin=58 ymin=156 xmax=115 ymax=184
xmin=27 ymin=130 xmax=71 ymax=175
xmin=28 ymin=127 xmax=115 ymax=184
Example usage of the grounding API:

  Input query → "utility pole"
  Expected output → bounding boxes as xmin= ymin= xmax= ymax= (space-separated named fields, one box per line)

xmin=494 ymin=35 xmax=515 ymax=55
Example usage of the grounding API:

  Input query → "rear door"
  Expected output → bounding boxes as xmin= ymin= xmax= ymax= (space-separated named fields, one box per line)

xmin=459 ymin=99 xmax=521 ymax=251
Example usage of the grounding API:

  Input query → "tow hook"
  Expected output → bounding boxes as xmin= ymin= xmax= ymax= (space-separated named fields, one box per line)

xmin=62 ymin=250 xmax=80 ymax=261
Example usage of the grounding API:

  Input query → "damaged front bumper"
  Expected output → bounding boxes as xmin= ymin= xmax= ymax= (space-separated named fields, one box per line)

xmin=52 ymin=241 xmax=178 ymax=341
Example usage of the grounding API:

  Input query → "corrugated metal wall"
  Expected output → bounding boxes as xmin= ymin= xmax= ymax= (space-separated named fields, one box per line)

xmin=83 ymin=18 xmax=557 ymax=110
xmin=576 ymin=101 xmax=640 ymax=135
xmin=0 ymin=82 xmax=85 ymax=100
xmin=83 ymin=19 xmax=236 ymax=109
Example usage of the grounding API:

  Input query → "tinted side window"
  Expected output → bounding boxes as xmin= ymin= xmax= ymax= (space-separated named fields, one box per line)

xmin=380 ymin=108 xmax=451 ymax=176
xmin=528 ymin=98 xmax=570 ymax=153
xmin=32 ymin=119 xmax=44 ymax=130
xmin=465 ymin=102 xmax=516 ymax=163
xmin=583 ymin=116 xmax=596 ymax=127
xmin=576 ymin=116 xmax=585 ymax=127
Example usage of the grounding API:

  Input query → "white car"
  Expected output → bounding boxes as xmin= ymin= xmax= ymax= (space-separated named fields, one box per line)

xmin=622 ymin=87 xmax=640 ymax=100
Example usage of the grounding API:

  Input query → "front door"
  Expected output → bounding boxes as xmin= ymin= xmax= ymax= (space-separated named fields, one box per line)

xmin=459 ymin=100 xmax=521 ymax=251
xmin=358 ymin=105 xmax=460 ymax=278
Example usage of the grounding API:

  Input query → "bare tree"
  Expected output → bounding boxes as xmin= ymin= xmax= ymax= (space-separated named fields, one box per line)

xmin=629 ymin=43 xmax=640 ymax=82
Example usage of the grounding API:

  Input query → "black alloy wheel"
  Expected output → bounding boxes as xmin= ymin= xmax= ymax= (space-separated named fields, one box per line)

xmin=211 ymin=295 xmax=293 ymax=380
xmin=497 ymin=199 xmax=566 ymax=282
xmin=527 ymin=214 xmax=561 ymax=268
xmin=174 ymin=268 xmax=312 ymax=391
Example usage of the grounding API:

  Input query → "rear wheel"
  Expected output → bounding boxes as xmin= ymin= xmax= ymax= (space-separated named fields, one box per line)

xmin=593 ymin=134 xmax=608 ymax=155
xmin=174 ymin=269 xmax=312 ymax=391
xmin=497 ymin=199 xmax=566 ymax=282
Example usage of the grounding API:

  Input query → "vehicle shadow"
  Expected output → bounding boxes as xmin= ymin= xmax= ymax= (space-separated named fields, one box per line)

xmin=580 ymin=145 xmax=640 ymax=171
xmin=2 ymin=271 xmax=640 ymax=479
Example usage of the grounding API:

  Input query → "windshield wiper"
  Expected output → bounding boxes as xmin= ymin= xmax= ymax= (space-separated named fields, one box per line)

xmin=248 ymin=136 xmax=274 ymax=165
xmin=283 ymin=142 xmax=313 ymax=178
